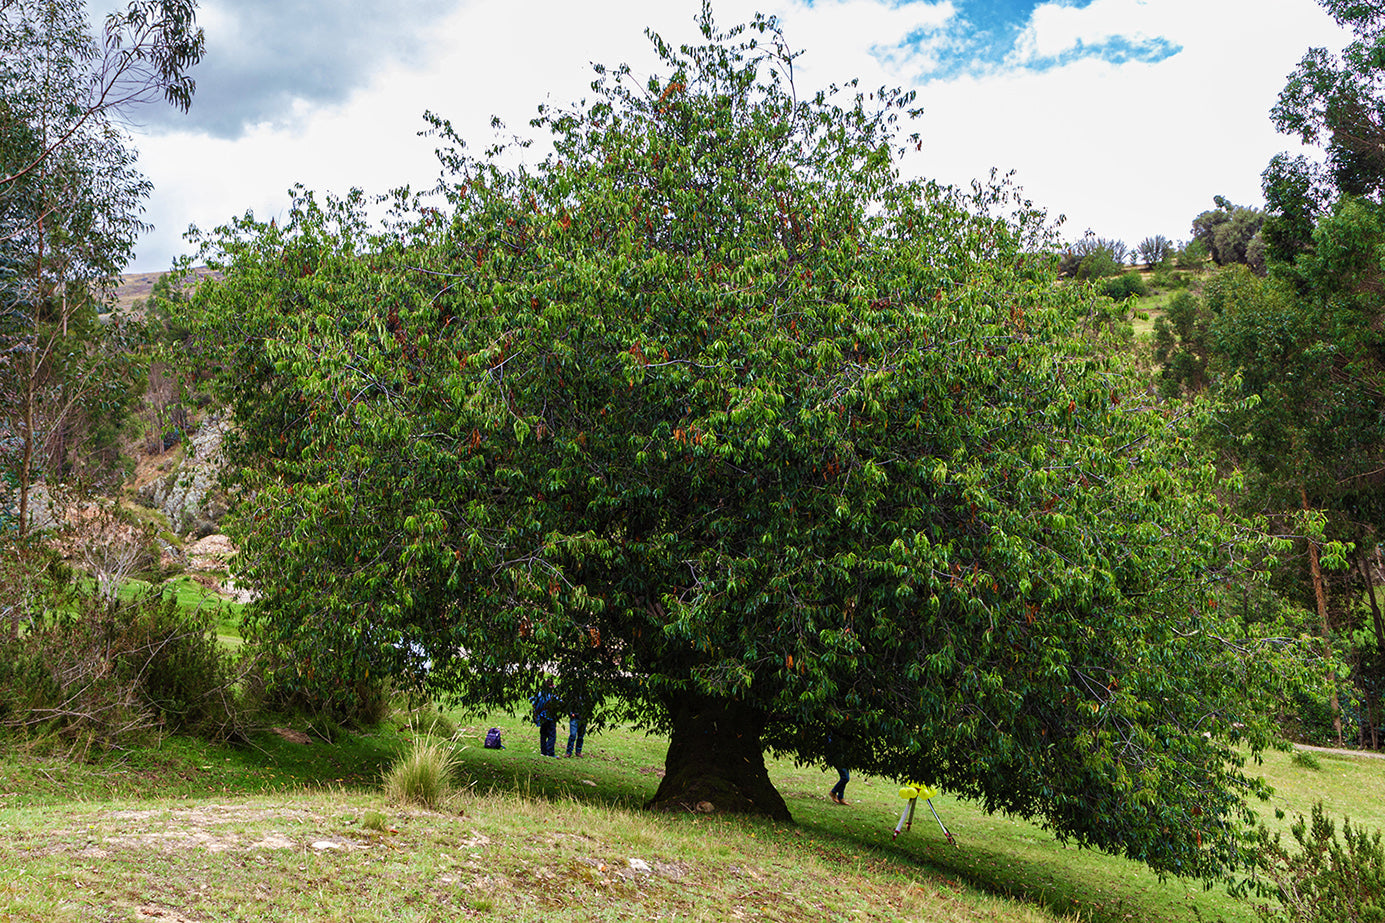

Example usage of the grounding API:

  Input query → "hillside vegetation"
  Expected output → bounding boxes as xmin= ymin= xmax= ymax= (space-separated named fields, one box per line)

xmin=6 ymin=705 xmax=1383 ymax=923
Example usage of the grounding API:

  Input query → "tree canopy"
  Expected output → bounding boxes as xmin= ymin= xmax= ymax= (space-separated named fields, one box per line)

xmin=193 ymin=9 xmax=1279 ymax=880
xmin=1263 ymin=0 xmax=1385 ymax=262
xmin=1190 ymin=196 xmax=1265 ymax=271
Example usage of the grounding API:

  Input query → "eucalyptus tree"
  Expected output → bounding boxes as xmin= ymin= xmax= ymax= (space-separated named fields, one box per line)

xmin=1137 ymin=234 xmax=1172 ymax=268
xmin=195 ymin=9 xmax=1281 ymax=879
xmin=0 ymin=0 xmax=202 ymax=534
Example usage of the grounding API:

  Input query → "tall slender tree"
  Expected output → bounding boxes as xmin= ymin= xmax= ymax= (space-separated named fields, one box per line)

xmin=0 ymin=0 xmax=202 ymax=535
xmin=1257 ymin=0 xmax=1385 ymax=745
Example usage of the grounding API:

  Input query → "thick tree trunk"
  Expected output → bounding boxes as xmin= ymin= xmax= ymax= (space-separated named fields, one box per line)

xmin=647 ymin=694 xmax=791 ymax=821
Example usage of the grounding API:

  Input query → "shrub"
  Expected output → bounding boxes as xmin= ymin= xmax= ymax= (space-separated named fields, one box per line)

xmin=1100 ymin=272 xmax=1148 ymax=301
xmin=248 ymin=650 xmax=392 ymax=734
xmin=0 ymin=588 xmax=245 ymax=753
xmin=118 ymin=594 xmax=244 ymax=740
xmin=1150 ymin=268 xmax=1191 ymax=291
xmin=1175 ymin=238 xmax=1209 ymax=269
xmin=1076 ymin=250 xmax=1123 ymax=281
xmin=401 ymin=702 xmax=458 ymax=739
xmin=383 ymin=738 xmax=459 ymax=810
xmin=1254 ymin=802 xmax=1385 ymax=923
xmin=1291 ymin=749 xmax=1322 ymax=770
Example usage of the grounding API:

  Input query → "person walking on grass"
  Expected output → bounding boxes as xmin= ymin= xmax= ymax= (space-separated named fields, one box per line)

xmin=830 ymin=764 xmax=850 ymax=804
xmin=827 ymin=729 xmax=851 ymax=804
xmin=530 ymin=678 xmax=558 ymax=757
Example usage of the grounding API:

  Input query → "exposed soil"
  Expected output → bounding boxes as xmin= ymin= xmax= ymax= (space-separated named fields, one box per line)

xmin=24 ymin=804 xmax=365 ymax=860
xmin=1294 ymin=742 xmax=1385 ymax=760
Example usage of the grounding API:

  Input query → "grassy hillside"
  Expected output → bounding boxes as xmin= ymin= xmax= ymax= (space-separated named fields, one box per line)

xmin=4 ymin=706 xmax=1378 ymax=923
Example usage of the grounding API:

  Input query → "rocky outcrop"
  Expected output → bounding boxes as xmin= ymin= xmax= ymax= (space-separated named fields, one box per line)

xmin=140 ymin=413 xmax=230 ymax=535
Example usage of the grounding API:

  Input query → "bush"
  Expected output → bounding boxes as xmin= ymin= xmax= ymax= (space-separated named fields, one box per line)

xmin=1150 ymin=268 xmax=1191 ymax=291
xmin=383 ymin=738 xmax=459 ymax=810
xmin=0 ymin=588 xmax=245 ymax=753
xmin=1291 ymin=749 xmax=1323 ymax=770
xmin=1254 ymin=802 xmax=1385 ymax=923
xmin=1076 ymin=250 xmax=1123 ymax=281
xmin=401 ymin=701 xmax=458 ymax=739
xmin=1100 ymin=272 xmax=1148 ymax=300
xmin=118 ymin=594 xmax=244 ymax=739
xmin=248 ymin=648 xmax=392 ymax=735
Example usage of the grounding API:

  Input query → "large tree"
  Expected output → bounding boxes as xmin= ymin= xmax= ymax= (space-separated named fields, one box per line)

xmin=1269 ymin=0 xmax=1385 ymax=204
xmin=194 ymin=11 xmax=1279 ymax=879
xmin=1263 ymin=0 xmax=1385 ymax=263
xmin=0 ymin=0 xmax=202 ymax=535
xmin=1190 ymin=196 xmax=1266 ymax=270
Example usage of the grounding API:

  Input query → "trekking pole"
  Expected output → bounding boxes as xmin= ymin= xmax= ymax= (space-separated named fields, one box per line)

xmin=892 ymin=794 xmax=917 ymax=840
xmin=924 ymin=796 xmax=958 ymax=847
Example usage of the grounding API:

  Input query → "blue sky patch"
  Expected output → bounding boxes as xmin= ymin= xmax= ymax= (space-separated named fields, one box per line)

xmin=873 ymin=0 xmax=1181 ymax=80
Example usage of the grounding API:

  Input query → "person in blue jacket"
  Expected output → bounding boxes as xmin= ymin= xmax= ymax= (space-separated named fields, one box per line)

xmin=530 ymin=678 xmax=558 ymax=757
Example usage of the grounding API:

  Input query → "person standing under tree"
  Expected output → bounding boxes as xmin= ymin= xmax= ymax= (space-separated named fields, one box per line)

xmin=566 ymin=702 xmax=586 ymax=757
xmin=827 ymin=729 xmax=851 ymax=804
xmin=530 ymin=678 xmax=558 ymax=757
xmin=830 ymin=764 xmax=850 ymax=804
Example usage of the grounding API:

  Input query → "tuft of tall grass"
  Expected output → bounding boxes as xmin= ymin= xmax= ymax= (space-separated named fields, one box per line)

xmin=1291 ymin=749 xmax=1322 ymax=770
xmin=383 ymin=737 xmax=459 ymax=810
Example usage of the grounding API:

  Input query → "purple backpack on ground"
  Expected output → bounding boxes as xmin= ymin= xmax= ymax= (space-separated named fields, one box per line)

xmin=484 ymin=727 xmax=504 ymax=749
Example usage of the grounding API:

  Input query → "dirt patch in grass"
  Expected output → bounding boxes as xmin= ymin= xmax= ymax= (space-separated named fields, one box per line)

xmin=22 ymin=803 xmax=361 ymax=858
xmin=133 ymin=906 xmax=207 ymax=922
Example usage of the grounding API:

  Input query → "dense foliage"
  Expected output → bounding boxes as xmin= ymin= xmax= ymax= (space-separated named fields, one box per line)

xmin=1153 ymin=0 xmax=1385 ymax=749
xmin=1254 ymin=802 xmax=1385 ymax=923
xmin=1190 ymin=196 xmax=1265 ymax=271
xmin=192 ymin=9 xmax=1283 ymax=878
xmin=0 ymin=584 xmax=244 ymax=750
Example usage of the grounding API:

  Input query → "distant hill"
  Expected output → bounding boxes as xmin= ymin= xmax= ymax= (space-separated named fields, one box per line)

xmin=112 ymin=271 xmax=163 ymax=313
xmin=111 ymin=267 xmax=217 ymax=315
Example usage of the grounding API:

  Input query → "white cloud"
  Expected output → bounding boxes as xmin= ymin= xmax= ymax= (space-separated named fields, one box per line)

xmin=1008 ymin=0 xmax=1164 ymax=65
xmin=124 ymin=0 xmax=1350 ymax=270
xmin=907 ymin=0 xmax=1345 ymax=247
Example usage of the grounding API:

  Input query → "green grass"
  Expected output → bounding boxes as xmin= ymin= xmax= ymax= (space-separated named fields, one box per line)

xmin=112 ymin=572 xmax=246 ymax=645
xmin=5 ymin=704 xmax=1382 ymax=923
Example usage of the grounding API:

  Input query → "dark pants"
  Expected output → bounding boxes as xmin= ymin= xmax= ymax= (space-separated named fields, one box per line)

xmin=830 ymin=766 xmax=849 ymax=800
xmin=566 ymin=716 xmax=585 ymax=756
xmin=539 ymin=720 xmax=557 ymax=756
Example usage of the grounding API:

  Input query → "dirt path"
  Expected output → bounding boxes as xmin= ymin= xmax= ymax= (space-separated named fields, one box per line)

xmin=1293 ymin=742 xmax=1385 ymax=760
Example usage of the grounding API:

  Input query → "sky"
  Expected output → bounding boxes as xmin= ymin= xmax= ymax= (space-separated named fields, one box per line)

xmin=103 ymin=0 xmax=1350 ymax=272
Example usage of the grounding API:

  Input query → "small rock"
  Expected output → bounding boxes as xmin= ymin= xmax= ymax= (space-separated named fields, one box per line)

xmin=312 ymin=841 xmax=343 ymax=851
xmin=628 ymin=858 xmax=652 ymax=874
